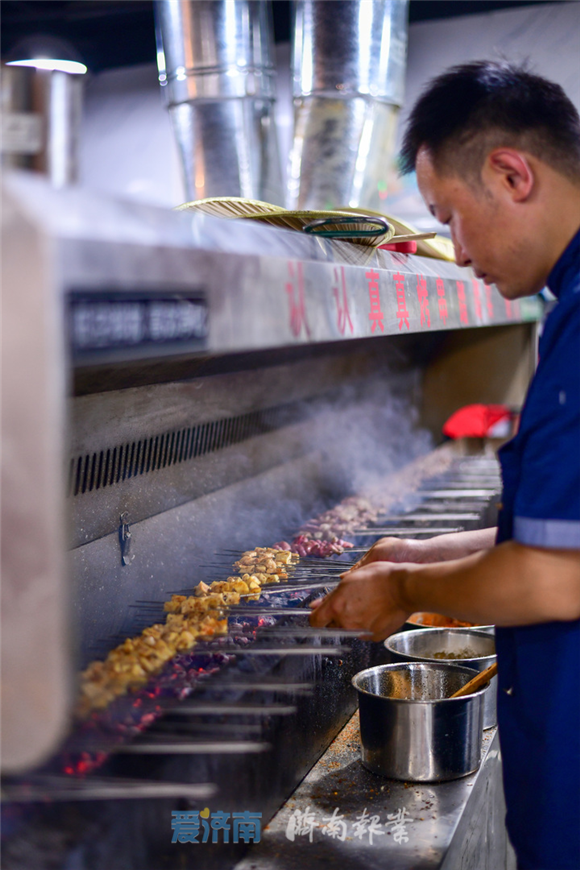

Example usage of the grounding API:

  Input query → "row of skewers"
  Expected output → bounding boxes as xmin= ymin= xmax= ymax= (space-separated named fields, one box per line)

xmin=77 ymin=548 xmax=304 ymax=717
xmin=77 ymin=457 xmax=501 ymax=717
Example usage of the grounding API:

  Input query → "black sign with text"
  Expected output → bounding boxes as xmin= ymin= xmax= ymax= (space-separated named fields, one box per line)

xmin=68 ymin=291 xmax=208 ymax=360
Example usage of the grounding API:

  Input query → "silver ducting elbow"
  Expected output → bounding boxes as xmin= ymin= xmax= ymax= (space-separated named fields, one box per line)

xmin=289 ymin=0 xmax=409 ymax=211
xmin=155 ymin=0 xmax=283 ymax=204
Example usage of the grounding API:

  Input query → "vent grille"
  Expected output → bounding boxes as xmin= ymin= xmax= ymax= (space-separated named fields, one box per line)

xmin=69 ymin=403 xmax=303 ymax=497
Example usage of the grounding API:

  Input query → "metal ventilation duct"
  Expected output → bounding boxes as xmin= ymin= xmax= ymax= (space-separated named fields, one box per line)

xmin=1 ymin=64 xmax=83 ymax=188
xmin=289 ymin=0 xmax=409 ymax=211
xmin=154 ymin=0 xmax=283 ymax=204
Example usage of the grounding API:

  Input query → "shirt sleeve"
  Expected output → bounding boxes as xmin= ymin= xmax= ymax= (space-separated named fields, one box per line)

xmin=513 ymin=295 xmax=580 ymax=549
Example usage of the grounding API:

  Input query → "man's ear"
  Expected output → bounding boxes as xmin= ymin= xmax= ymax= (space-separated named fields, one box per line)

xmin=484 ymin=149 xmax=534 ymax=202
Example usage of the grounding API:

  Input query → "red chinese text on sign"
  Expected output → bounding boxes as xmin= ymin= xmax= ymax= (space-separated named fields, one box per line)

xmin=393 ymin=272 xmax=410 ymax=331
xmin=332 ymin=266 xmax=354 ymax=335
xmin=366 ymin=269 xmax=384 ymax=333
xmin=416 ymin=275 xmax=430 ymax=327
xmin=456 ymin=281 xmax=469 ymax=325
xmin=286 ymin=261 xmax=310 ymax=338
xmin=504 ymin=298 xmax=513 ymax=318
xmin=472 ymin=279 xmax=483 ymax=320
xmin=436 ymin=278 xmax=448 ymax=326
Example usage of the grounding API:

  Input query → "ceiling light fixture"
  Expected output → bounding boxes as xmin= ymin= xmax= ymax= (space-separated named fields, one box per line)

xmin=7 ymin=58 xmax=87 ymax=75
xmin=6 ymin=35 xmax=87 ymax=75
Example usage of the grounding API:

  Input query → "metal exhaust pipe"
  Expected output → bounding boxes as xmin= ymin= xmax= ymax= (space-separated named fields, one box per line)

xmin=289 ymin=0 xmax=408 ymax=210
xmin=1 ymin=64 xmax=83 ymax=188
xmin=155 ymin=0 xmax=283 ymax=203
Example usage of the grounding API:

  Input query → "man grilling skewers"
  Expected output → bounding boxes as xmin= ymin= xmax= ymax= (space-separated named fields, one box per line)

xmin=310 ymin=62 xmax=580 ymax=870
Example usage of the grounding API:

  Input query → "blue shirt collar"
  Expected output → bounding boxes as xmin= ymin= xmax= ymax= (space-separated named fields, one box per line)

xmin=547 ymin=225 xmax=580 ymax=299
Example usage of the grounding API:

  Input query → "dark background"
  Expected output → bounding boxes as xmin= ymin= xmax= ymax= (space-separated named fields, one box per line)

xmin=1 ymin=1 xmax=563 ymax=74
xmin=0 ymin=0 xmax=555 ymax=72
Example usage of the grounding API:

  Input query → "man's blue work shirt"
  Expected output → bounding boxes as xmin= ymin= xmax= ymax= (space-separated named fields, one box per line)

xmin=495 ymin=226 xmax=580 ymax=870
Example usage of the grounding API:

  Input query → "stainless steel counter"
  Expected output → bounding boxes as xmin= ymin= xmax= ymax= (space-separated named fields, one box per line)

xmin=236 ymin=710 xmax=517 ymax=870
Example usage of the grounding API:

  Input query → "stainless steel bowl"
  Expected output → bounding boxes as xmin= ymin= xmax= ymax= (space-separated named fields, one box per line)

xmin=385 ymin=628 xmax=497 ymax=728
xmin=352 ymin=662 xmax=485 ymax=781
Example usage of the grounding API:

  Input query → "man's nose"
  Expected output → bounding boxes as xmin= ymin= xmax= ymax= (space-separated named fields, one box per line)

xmin=453 ymin=236 xmax=472 ymax=268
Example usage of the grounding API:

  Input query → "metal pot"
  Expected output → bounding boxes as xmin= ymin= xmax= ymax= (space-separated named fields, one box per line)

xmin=352 ymin=662 xmax=486 ymax=781
xmin=385 ymin=628 xmax=497 ymax=728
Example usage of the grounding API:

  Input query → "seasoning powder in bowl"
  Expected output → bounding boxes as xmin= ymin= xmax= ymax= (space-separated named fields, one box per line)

xmin=385 ymin=628 xmax=497 ymax=728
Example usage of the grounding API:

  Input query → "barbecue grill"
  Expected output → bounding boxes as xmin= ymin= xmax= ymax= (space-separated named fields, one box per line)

xmin=1 ymin=171 xmax=539 ymax=869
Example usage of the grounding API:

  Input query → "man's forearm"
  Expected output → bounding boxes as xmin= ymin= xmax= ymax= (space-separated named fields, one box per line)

xmin=413 ymin=527 xmax=497 ymax=562
xmin=358 ymin=526 xmax=497 ymax=567
xmin=394 ymin=541 xmax=580 ymax=626
xmin=310 ymin=540 xmax=580 ymax=640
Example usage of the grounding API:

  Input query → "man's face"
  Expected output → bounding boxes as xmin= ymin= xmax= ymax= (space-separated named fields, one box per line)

xmin=415 ymin=147 xmax=544 ymax=298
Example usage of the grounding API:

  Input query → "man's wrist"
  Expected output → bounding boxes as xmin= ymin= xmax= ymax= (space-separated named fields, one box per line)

xmin=390 ymin=565 xmax=417 ymax=613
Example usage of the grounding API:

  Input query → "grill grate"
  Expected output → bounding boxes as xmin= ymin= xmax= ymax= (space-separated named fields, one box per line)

xmin=69 ymin=403 xmax=303 ymax=497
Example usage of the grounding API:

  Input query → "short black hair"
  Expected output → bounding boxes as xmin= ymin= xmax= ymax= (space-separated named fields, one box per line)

xmin=400 ymin=60 xmax=580 ymax=182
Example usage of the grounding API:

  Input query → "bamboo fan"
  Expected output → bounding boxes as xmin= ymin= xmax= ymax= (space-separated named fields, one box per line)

xmin=176 ymin=197 xmax=396 ymax=249
xmin=176 ymin=196 xmax=454 ymax=259
xmin=176 ymin=197 xmax=282 ymax=220
xmin=336 ymin=206 xmax=455 ymax=261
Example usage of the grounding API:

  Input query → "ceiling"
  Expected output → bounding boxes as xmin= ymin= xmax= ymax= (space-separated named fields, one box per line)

xmin=1 ymin=1 xmax=562 ymax=74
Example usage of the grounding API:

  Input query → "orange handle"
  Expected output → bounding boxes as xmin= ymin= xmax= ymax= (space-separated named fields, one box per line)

xmin=450 ymin=662 xmax=498 ymax=698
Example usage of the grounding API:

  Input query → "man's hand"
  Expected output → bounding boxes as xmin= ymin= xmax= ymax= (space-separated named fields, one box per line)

xmin=311 ymin=541 xmax=580 ymax=637
xmin=353 ymin=536 xmax=431 ymax=569
xmin=309 ymin=562 xmax=413 ymax=642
